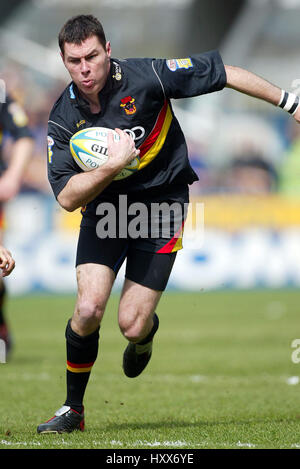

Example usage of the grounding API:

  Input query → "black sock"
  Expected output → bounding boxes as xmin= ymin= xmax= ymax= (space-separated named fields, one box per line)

xmin=64 ymin=319 xmax=99 ymax=413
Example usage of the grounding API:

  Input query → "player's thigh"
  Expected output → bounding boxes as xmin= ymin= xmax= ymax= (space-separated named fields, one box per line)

xmin=76 ymin=262 xmax=115 ymax=309
xmin=73 ymin=225 xmax=128 ymax=330
xmin=125 ymin=248 xmax=177 ymax=292
xmin=76 ymin=225 xmax=128 ymax=275
xmin=75 ymin=224 xmax=128 ymax=310
xmin=73 ymin=263 xmax=115 ymax=331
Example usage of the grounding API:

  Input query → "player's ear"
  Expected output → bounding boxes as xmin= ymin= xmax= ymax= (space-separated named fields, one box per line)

xmin=105 ymin=41 xmax=111 ymax=58
xmin=60 ymin=51 xmax=65 ymax=64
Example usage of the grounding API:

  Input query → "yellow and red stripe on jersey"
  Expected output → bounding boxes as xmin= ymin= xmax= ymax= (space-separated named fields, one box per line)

xmin=156 ymin=220 xmax=185 ymax=253
xmin=138 ymin=100 xmax=172 ymax=170
xmin=67 ymin=360 xmax=94 ymax=373
xmin=0 ymin=206 xmax=4 ymax=231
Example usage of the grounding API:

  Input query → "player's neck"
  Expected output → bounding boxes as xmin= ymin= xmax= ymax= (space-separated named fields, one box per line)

xmin=80 ymin=91 xmax=101 ymax=114
xmin=89 ymin=98 xmax=101 ymax=114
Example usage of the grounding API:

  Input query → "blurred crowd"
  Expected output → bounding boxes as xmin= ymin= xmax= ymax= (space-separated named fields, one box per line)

xmin=1 ymin=65 xmax=66 ymax=196
xmin=2 ymin=65 xmax=300 ymax=199
xmin=188 ymin=118 xmax=300 ymax=197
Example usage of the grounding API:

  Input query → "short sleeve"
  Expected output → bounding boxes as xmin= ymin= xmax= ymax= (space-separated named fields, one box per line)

xmin=152 ymin=50 xmax=227 ymax=99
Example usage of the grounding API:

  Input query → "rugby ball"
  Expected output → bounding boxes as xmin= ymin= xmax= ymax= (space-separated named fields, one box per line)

xmin=69 ymin=127 xmax=140 ymax=180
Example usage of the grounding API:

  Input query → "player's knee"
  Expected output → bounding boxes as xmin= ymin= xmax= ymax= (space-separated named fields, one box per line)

xmin=75 ymin=298 xmax=105 ymax=331
xmin=119 ymin=313 xmax=147 ymax=343
xmin=121 ymin=325 xmax=142 ymax=343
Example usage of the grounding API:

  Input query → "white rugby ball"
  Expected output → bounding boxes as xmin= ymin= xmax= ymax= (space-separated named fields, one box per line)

xmin=69 ymin=127 xmax=140 ymax=180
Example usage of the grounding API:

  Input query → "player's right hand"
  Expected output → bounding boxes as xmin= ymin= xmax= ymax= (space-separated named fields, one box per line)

xmin=107 ymin=128 xmax=140 ymax=171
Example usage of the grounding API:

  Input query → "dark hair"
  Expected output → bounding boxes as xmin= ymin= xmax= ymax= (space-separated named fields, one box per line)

xmin=59 ymin=15 xmax=107 ymax=54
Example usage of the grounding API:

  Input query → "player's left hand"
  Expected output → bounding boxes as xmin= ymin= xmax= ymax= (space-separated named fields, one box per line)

xmin=293 ymin=106 xmax=300 ymax=124
xmin=0 ymin=171 xmax=21 ymax=202
xmin=0 ymin=246 xmax=15 ymax=277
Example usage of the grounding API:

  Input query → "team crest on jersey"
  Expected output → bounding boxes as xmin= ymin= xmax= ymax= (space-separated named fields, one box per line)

xmin=47 ymin=136 xmax=54 ymax=163
xmin=166 ymin=58 xmax=193 ymax=72
xmin=120 ymin=96 xmax=136 ymax=115
xmin=112 ymin=62 xmax=122 ymax=81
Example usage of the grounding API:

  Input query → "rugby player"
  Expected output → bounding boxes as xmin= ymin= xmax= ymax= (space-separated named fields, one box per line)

xmin=37 ymin=14 xmax=300 ymax=434
xmin=0 ymin=94 xmax=33 ymax=353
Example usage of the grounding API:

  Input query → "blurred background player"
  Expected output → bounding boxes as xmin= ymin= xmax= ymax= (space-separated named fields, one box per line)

xmin=0 ymin=93 xmax=34 ymax=353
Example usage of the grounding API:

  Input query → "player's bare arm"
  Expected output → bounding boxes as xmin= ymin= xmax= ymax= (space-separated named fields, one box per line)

xmin=0 ymin=137 xmax=33 ymax=202
xmin=225 ymin=65 xmax=300 ymax=123
xmin=57 ymin=129 xmax=140 ymax=212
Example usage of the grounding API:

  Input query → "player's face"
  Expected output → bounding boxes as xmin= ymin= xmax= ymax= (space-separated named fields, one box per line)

xmin=62 ymin=35 xmax=111 ymax=99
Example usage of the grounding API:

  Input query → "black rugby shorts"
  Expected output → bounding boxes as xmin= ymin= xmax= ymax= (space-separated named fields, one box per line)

xmin=75 ymin=186 xmax=189 ymax=291
xmin=75 ymin=226 xmax=177 ymax=291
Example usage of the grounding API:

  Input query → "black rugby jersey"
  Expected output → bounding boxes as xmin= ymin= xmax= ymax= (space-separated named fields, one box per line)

xmin=0 ymin=95 xmax=32 ymax=174
xmin=47 ymin=50 xmax=226 ymax=209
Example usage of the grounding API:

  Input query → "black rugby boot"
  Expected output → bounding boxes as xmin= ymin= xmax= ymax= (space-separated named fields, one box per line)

xmin=37 ymin=405 xmax=84 ymax=434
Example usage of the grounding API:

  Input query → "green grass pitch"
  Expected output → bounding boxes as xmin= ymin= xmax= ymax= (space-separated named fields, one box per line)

xmin=0 ymin=289 xmax=300 ymax=449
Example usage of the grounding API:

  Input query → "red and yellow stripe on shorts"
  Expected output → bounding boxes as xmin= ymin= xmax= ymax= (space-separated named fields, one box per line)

xmin=156 ymin=220 xmax=185 ymax=254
